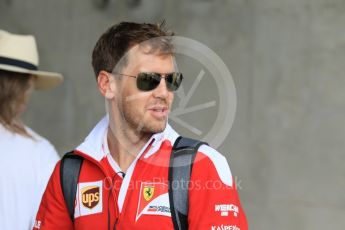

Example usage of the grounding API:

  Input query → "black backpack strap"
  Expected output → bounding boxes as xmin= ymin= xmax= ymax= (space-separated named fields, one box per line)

xmin=60 ymin=151 xmax=84 ymax=222
xmin=168 ymin=136 xmax=208 ymax=230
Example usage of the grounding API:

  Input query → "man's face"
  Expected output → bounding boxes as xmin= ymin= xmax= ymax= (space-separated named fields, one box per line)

xmin=112 ymin=46 xmax=175 ymax=134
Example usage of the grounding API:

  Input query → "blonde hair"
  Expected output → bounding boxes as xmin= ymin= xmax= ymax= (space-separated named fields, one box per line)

xmin=0 ymin=70 xmax=33 ymax=137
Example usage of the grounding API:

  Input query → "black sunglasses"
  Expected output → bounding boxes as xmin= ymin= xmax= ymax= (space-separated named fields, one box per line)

xmin=113 ymin=72 xmax=183 ymax=92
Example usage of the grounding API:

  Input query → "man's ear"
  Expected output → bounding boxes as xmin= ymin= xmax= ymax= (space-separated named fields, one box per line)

xmin=98 ymin=71 xmax=117 ymax=99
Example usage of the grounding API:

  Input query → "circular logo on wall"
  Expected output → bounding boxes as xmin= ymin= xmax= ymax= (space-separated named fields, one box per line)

xmin=169 ymin=36 xmax=236 ymax=148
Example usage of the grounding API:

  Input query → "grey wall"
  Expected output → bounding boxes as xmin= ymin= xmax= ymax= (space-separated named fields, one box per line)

xmin=1 ymin=0 xmax=344 ymax=229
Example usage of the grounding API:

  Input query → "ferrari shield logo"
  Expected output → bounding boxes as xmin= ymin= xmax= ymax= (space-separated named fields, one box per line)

xmin=136 ymin=182 xmax=170 ymax=221
xmin=143 ymin=185 xmax=155 ymax=201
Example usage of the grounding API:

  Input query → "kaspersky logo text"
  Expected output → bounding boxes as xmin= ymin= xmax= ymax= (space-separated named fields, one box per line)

xmin=211 ymin=225 xmax=240 ymax=230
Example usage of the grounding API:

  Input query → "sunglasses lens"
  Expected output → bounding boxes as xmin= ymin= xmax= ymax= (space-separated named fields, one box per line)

xmin=137 ymin=73 xmax=160 ymax=91
xmin=166 ymin=72 xmax=183 ymax=91
xmin=136 ymin=72 xmax=183 ymax=91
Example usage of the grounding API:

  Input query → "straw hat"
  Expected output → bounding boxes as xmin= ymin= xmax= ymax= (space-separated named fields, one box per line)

xmin=0 ymin=30 xmax=63 ymax=90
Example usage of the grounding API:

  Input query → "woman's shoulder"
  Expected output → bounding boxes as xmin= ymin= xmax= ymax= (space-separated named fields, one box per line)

xmin=0 ymin=124 xmax=59 ymax=161
xmin=25 ymin=126 xmax=58 ymax=153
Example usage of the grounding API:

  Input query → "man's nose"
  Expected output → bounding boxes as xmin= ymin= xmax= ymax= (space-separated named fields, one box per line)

xmin=152 ymin=77 xmax=169 ymax=99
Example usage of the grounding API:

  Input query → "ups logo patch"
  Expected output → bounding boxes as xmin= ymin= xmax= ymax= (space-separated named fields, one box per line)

xmin=81 ymin=186 xmax=100 ymax=209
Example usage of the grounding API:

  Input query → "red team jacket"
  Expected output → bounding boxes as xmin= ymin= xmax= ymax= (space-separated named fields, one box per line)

xmin=34 ymin=116 xmax=247 ymax=230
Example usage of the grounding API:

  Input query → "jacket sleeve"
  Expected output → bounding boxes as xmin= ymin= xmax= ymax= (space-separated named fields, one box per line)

xmin=33 ymin=161 xmax=74 ymax=230
xmin=188 ymin=145 xmax=247 ymax=230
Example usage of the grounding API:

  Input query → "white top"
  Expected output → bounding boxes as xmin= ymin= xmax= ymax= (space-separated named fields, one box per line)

xmin=0 ymin=123 xmax=59 ymax=230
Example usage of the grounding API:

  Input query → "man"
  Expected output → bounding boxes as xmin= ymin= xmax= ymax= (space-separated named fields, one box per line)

xmin=34 ymin=22 xmax=247 ymax=229
xmin=0 ymin=29 xmax=63 ymax=229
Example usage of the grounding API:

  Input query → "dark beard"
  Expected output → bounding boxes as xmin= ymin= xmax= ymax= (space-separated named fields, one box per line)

xmin=120 ymin=101 xmax=167 ymax=135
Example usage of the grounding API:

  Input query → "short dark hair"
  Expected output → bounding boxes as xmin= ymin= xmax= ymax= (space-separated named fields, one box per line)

xmin=91 ymin=21 xmax=174 ymax=77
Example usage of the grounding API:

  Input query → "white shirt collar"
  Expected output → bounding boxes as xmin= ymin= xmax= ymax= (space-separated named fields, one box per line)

xmin=77 ymin=115 xmax=178 ymax=162
xmin=103 ymin=127 xmax=166 ymax=169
